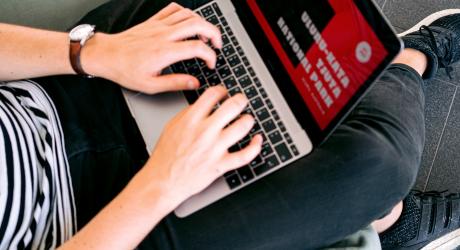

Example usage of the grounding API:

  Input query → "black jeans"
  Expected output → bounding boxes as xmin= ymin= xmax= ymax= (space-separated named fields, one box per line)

xmin=36 ymin=0 xmax=425 ymax=249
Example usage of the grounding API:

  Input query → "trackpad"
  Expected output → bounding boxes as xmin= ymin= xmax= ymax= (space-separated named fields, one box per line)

xmin=126 ymin=91 xmax=189 ymax=153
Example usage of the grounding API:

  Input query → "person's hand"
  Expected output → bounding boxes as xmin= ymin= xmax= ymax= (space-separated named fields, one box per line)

xmin=143 ymin=86 xmax=263 ymax=210
xmin=83 ymin=3 xmax=222 ymax=94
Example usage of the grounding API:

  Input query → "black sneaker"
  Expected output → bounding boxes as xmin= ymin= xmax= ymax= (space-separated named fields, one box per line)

xmin=400 ymin=10 xmax=460 ymax=79
xmin=380 ymin=190 xmax=460 ymax=250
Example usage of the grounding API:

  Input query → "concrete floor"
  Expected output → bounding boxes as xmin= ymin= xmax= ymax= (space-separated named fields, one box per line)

xmin=375 ymin=0 xmax=460 ymax=193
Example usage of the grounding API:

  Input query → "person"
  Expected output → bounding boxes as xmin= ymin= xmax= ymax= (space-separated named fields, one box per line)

xmin=0 ymin=0 xmax=459 ymax=248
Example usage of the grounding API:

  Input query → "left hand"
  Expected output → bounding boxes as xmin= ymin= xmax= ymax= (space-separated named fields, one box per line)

xmin=83 ymin=3 xmax=222 ymax=94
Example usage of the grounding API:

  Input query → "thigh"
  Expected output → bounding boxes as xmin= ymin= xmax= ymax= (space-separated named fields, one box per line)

xmin=139 ymin=65 xmax=426 ymax=250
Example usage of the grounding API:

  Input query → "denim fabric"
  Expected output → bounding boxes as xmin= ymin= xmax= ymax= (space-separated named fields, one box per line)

xmin=35 ymin=0 xmax=426 ymax=249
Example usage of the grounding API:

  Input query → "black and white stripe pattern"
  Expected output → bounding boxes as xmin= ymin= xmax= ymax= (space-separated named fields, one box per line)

xmin=0 ymin=81 xmax=76 ymax=249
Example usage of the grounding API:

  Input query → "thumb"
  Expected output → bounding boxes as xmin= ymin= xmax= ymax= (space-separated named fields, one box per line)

xmin=148 ymin=74 xmax=200 ymax=94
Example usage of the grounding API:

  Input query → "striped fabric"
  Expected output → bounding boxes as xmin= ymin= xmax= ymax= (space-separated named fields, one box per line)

xmin=0 ymin=81 xmax=76 ymax=249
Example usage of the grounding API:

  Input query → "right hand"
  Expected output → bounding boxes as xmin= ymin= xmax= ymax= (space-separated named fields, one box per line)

xmin=144 ymin=86 xmax=263 ymax=211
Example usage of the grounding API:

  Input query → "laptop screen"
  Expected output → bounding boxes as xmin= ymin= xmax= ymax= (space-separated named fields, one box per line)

xmin=232 ymin=0 xmax=401 ymax=145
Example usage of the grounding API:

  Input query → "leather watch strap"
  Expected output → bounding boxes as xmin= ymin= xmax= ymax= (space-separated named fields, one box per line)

xmin=69 ymin=41 xmax=89 ymax=76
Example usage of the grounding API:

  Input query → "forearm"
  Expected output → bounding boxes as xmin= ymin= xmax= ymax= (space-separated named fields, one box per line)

xmin=59 ymin=165 xmax=175 ymax=250
xmin=0 ymin=23 xmax=76 ymax=80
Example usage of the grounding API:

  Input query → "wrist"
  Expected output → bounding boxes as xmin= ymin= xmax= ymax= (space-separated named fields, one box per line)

xmin=80 ymin=32 xmax=115 ymax=79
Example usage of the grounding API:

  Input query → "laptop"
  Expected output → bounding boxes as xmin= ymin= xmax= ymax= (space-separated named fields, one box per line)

xmin=122 ymin=0 xmax=402 ymax=217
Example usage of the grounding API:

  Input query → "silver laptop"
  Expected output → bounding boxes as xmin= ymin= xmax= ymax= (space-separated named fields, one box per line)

xmin=123 ymin=0 xmax=402 ymax=217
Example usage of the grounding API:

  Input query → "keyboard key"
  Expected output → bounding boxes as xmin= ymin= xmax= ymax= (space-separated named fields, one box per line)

xmin=206 ymin=15 xmax=219 ymax=25
xmin=187 ymin=64 xmax=201 ymax=76
xmin=275 ymin=143 xmax=293 ymax=162
xmin=216 ymin=54 xmax=226 ymax=68
xmin=250 ymin=122 xmax=261 ymax=134
xmin=218 ymin=66 xmax=232 ymax=79
xmin=184 ymin=90 xmax=199 ymax=104
xmin=225 ymin=174 xmax=242 ymax=189
xmin=225 ymin=27 xmax=234 ymax=36
xmin=253 ymin=155 xmax=279 ymax=176
xmin=256 ymin=108 xmax=270 ymax=122
xmin=262 ymin=119 xmax=276 ymax=133
xmin=224 ymin=76 xmax=237 ymax=89
xmin=249 ymin=156 xmax=263 ymax=168
xmin=268 ymin=131 xmax=283 ymax=145
xmin=220 ymin=17 xmax=228 ymax=26
xmin=224 ymin=170 xmax=236 ymax=177
xmin=237 ymin=166 xmax=255 ymax=183
xmin=212 ymin=3 xmax=223 ymax=16
xmin=201 ymin=6 xmax=214 ymax=17
xmin=207 ymin=74 xmax=220 ymax=86
xmin=222 ymin=35 xmax=230 ymax=46
xmin=229 ymin=86 xmax=242 ymax=96
xmin=172 ymin=62 xmax=186 ymax=73
xmin=233 ymin=65 xmax=247 ymax=78
xmin=248 ymin=67 xmax=256 ymax=77
xmin=285 ymin=133 xmax=293 ymax=144
xmin=260 ymin=88 xmax=268 ymax=98
xmin=237 ymin=46 xmax=244 ymax=56
xmin=239 ymin=75 xmax=252 ymax=89
xmin=254 ymin=77 xmax=262 ymax=87
xmin=242 ymin=56 xmax=250 ymax=66
xmin=230 ymin=36 xmax=239 ymax=46
xmin=197 ymin=86 xmax=208 ymax=95
xmin=228 ymin=54 xmax=241 ymax=67
xmin=184 ymin=59 xmax=197 ymax=68
xmin=291 ymin=145 xmax=299 ymax=156
xmin=202 ymin=67 xmax=217 ymax=77
xmin=222 ymin=45 xmax=236 ymax=57
xmin=261 ymin=143 xmax=273 ymax=157
xmin=278 ymin=122 xmax=287 ymax=132
xmin=266 ymin=99 xmax=274 ymax=110
xmin=244 ymin=86 xmax=258 ymax=99
xmin=250 ymin=97 xmax=264 ymax=110
xmin=197 ymin=59 xmax=206 ymax=68
xmin=271 ymin=110 xmax=280 ymax=121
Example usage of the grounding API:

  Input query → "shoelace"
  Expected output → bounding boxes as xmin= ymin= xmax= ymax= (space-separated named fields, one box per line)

xmin=419 ymin=25 xmax=455 ymax=79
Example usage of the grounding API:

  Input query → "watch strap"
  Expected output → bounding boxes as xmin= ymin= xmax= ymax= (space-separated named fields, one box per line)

xmin=69 ymin=41 xmax=88 ymax=76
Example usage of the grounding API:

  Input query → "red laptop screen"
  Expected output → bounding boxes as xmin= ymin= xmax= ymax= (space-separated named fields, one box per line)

xmin=247 ymin=0 xmax=388 ymax=130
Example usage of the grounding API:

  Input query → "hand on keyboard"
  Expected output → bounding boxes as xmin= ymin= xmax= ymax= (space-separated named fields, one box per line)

xmin=143 ymin=86 xmax=262 ymax=210
xmin=83 ymin=3 xmax=222 ymax=94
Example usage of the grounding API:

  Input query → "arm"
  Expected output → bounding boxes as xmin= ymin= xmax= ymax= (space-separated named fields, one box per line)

xmin=60 ymin=86 xmax=263 ymax=249
xmin=0 ymin=3 xmax=222 ymax=94
xmin=0 ymin=23 xmax=75 ymax=80
xmin=3 ymin=3 xmax=259 ymax=249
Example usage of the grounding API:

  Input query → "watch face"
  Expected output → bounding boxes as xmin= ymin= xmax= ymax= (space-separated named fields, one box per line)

xmin=70 ymin=24 xmax=94 ymax=41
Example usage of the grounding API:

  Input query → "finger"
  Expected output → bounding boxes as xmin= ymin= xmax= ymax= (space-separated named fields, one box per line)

xmin=169 ymin=17 xmax=222 ymax=49
xmin=190 ymin=86 xmax=228 ymax=119
xmin=151 ymin=2 xmax=184 ymax=21
xmin=162 ymin=8 xmax=199 ymax=25
xmin=144 ymin=74 xmax=200 ymax=94
xmin=158 ymin=40 xmax=217 ymax=69
xmin=207 ymin=94 xmax=248 ymax=130
xmin=219 ymin=135 xmax=263 ymax=172
xmin=219 ymin=114 xmax=255 ymax=149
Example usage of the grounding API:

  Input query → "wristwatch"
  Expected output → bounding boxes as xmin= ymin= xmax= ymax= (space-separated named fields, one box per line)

xmin=69 ymin=24 xmax=96 ymax=77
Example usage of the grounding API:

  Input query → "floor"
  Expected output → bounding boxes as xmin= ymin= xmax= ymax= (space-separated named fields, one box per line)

xmin=374 ymin=0 xmax=460 ymax=192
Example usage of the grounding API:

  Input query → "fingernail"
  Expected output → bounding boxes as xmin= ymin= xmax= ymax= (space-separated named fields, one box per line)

xmin=188 ymin=80 xmax=198 ymax=89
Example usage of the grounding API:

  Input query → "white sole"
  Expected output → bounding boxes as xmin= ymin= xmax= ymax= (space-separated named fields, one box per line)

xmin=422 ymin=228 xmax=460 ymax=250
xmin=398 ymin=9 xmax=460 ymax=37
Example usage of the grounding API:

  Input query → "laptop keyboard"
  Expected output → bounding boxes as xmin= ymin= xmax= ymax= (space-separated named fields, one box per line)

xmin=171 ymin=2 xmax=300 ymax=190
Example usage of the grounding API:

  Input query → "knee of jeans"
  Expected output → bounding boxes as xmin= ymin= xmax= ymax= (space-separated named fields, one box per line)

xmin=356 ymin=131 xmax=419 ymax=202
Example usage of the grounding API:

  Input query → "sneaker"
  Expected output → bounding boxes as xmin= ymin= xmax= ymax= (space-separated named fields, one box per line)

xmin=400 ymin=10 xmax=460 ymax=79
xmin=379 ymin=190 xmax=460 ymax=250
